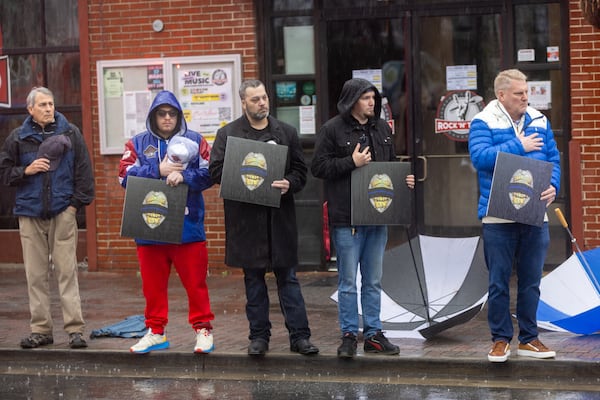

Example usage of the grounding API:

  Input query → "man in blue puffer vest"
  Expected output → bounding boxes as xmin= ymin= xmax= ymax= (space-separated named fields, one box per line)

xmin=118 ymin=90 xmax=215 ymax=354
xmin=469 ymin=69 xmax=561 ymax=363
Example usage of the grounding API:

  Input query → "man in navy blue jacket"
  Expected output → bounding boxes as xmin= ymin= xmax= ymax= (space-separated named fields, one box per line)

xmin=0 ymin=86 xmax=94 ymax=349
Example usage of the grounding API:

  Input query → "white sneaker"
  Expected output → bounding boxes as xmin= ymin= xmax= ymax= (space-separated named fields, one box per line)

xmin=194 ymin=328 xmax=214 ymax=353
xmin=130 ymin=328 xmax=169 ymax=354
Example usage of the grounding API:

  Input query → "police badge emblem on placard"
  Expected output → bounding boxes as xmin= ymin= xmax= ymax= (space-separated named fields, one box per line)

xmin=368 ymin=173 xmax=394 ymax=213
xmin=120 ymin=176 xmax=188 ymax=243
xmin=486 ymin=152 xmax=553 ymax=226
xmin=351 ymin=162 xmax=412 ymax=226
xmin=220 ymin=136 xmax=288 ymax=208
xmin=140 ymin=190 xmax=169 ymax=229
xmin=240 ymin=152 xmax=268 ymax=191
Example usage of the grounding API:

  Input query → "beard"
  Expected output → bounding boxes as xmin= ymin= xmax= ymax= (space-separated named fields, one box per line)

xmin=247 ymin=109 xmax=269 ymax=121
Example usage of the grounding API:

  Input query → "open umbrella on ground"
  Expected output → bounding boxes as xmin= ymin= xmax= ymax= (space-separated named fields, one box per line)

xmin=537 ymin=247 xmax=600 ymax=334
xmin=331 ymin=234 xmax=488 ymax=339
xmin=537 ymin=209 xmax=600 ymax=335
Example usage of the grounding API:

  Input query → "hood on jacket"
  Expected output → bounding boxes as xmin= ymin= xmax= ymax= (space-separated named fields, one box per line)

xmin=336 ymin=78 xmax=382 ymax=122
xmin=146 ymin=90 xmax=187 ymax=138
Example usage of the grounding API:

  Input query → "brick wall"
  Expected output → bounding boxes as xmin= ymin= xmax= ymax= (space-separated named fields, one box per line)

xmin=569 ymin=0 xmax=600 ymax=249
xmin=86 ymin=0 xmax=257 ymax=271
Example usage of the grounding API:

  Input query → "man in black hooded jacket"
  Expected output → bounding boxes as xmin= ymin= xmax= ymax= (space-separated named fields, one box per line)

xmin=311 ymin=78 xmax=414 ymax=359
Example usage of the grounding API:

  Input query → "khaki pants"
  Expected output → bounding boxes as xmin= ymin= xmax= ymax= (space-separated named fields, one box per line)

xmin=19 ymin=207 xmax=85 ymax=335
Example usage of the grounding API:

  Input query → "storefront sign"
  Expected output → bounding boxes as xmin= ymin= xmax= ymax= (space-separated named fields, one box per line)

xmin=0 ymin=56 xmax=10 ymax=107
xmin=434 ymin=90 xmax=485 ymax=141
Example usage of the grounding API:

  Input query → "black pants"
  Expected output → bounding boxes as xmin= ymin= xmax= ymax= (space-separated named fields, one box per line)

xmin=243 ymin=267 xmax=311 ymax=344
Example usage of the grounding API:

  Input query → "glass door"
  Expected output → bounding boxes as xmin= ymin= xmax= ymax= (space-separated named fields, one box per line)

xmin=283 ymin=1 xmax=569 ymax=268
xmin=322 ymin=16 xmax=414 ymax=249
xmin=413 ymin=13 xmax=502 ymax=238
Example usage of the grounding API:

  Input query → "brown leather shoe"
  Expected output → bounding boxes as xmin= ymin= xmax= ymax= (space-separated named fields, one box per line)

xmin=488 ymin=340 xmax=510 ymax=362
xmin=517 ymin=338 xmax=556 ymax=359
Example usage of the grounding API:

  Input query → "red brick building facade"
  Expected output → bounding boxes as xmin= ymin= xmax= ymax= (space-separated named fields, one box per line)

xmin=2 ymin=0 xmax=597 ymax=272
xmin=83 ymin=0 xmax=600 ymax=271
xmin=569 ymin=0 xmax=600 ymax=250
xmin=83 ymin=0 xmax=257 ymax=271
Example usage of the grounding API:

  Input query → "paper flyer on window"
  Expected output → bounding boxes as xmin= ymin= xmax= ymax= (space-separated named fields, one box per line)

xmin=177 ymin=67 xmax=234 ymax=144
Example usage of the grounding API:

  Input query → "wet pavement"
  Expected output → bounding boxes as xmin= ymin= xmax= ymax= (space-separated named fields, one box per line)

xmin=3 ymin=374 xmax=600 ymax=399
xmin=1 ymin=265 xmax=599 ymax=399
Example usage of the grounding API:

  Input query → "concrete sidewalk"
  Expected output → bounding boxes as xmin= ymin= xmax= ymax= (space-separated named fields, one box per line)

xmin=1 ymin=265 xmax=599 ymax=387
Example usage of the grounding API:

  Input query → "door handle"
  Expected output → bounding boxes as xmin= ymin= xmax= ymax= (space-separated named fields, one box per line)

xmin=417 ymin=156 xmax=427 ymax=182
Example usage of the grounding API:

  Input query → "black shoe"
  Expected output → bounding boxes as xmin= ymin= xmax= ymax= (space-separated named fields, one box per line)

xmin=20 ymin=333 xmax=54 ymax=349
xmin=69 ymin=332 xmax=88 ymax=349
xmin=364 ymin=331 xmax=399 ymax=355
xmin=248 ymin=339 xmax=268 ymax=356
xmin=290 ymin=338 xmax=319 ymax=355
xmin=337 ymin=333 xmax=357 ymax=359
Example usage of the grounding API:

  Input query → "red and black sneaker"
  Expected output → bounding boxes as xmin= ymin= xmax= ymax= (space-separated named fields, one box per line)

xmin=364 ymin=331 xmax=399 ymax=355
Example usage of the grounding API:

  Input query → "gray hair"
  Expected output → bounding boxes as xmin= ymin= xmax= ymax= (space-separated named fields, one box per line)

xmin=26 ymin=87 xmax=54 ymax=108
xmin=239 ymin=80 xmax=264 ymax=100
xmin=494 ymin=69 xmax=527 ymax=97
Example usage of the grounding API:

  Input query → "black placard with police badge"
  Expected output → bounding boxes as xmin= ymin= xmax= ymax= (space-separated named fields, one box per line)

xmin=219 ymin=136 xmax=288 ymax=208
xmin=486 ymin=152 xmax=553 ymax=227
xmin=120 ymin=176 xmax=188 ymax=244
xmin=351 ymin=161 xmax=412 ymax=226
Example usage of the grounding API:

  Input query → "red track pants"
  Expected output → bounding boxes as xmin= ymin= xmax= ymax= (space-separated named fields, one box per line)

xmin=136 ymin=241 xmax=214 ymax=333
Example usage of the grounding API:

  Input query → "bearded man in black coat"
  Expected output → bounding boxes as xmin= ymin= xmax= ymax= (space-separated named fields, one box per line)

xmin=209 ymin=79 xmax=319 ymax=357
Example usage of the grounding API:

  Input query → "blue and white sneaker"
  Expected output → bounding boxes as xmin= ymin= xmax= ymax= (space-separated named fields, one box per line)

xmin=194 ymin=328 xmax=214 ymax=354
xmin=130 ymin=328 xmax=169 ymax=354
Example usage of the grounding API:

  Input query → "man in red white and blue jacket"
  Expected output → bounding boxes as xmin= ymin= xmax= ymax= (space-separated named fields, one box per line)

xmin=118 ymin=90 xmax=215 ymax=355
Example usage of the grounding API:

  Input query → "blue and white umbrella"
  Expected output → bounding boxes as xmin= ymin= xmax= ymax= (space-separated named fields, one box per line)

xmin=537 ymin=247 xmax=600 ymax=335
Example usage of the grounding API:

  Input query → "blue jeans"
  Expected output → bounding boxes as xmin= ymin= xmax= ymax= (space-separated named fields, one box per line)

xmin=483 ymin=222 xmax=549 ymax=344
xmin=243 ymin=267 xmax=311 ymax=345
xmin=332 ymin=225 xmax=387 ymax=338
